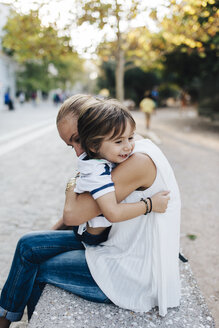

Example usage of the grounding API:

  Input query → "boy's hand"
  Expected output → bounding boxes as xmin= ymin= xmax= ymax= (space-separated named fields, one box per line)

xmin=151 ymin=191 xmax=170 ymax=213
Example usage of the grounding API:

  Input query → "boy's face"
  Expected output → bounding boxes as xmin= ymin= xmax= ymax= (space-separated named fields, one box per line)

xmin=97 ymin=121 xmax=135 ymax=163
xmin=57 ymin=114 xmax=84 ymax=157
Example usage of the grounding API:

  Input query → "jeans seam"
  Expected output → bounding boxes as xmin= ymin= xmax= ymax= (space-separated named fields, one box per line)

xmin=7 ymin=265 xmax=23 ymax=308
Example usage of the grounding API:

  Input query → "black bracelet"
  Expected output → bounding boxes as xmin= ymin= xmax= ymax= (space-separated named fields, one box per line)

xmin=147 ymin=197 xmax=152 ymax=213
xmin=140 ymin=198 xmax=148 ymax=215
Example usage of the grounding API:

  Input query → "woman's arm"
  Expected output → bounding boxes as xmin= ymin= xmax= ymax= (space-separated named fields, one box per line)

xmin=62 ymin=153 xmax=169 ymax=226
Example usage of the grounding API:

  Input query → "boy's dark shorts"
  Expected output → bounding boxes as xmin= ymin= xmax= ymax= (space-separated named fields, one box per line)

xmin=73 ymin=226 xmax=111 ymax=246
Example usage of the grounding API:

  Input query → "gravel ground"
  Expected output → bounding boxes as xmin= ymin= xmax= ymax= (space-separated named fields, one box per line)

xmin=28 ymin=262 xmax=215 ymax=328
xmin=0 ymin=103 xmax=218 ymax=327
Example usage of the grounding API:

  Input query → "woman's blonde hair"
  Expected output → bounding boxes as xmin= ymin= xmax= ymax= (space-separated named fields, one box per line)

xmin=56 ymin=94 xmax=99 ymax=124
xmin=56 ymin=94 xmax=136 ymax=158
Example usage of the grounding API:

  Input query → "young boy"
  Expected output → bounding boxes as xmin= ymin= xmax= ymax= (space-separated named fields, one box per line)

xmin=69 ymin=97 xmax=152 ymax=245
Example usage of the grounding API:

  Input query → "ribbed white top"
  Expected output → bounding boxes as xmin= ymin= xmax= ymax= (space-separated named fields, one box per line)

xmin=85 ymin=139 xmax=181 ymax=316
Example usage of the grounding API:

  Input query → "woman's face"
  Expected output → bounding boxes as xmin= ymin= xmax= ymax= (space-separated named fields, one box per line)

xmin=57 ymin=114 xmax=84 ymax=157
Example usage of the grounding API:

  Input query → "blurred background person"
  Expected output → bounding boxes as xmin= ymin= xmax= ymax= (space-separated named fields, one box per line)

xmin=151 ymin=87 xmax=159 ymax=108
xmin=18 ymin=91 xmax=25 ymax=105
xmin=4 ymin=90 xmax=14 ymax=110
xmin=139 ymin=91 xmax=156 ymax=129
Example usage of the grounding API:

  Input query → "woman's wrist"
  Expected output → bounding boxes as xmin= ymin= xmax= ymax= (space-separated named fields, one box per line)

xmin=65 ymin=172 xmax=79 ymax=194
xmin=65 ymin=178 xmax=76 ymax=193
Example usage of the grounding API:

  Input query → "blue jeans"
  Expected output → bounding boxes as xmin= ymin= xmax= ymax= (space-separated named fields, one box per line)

xmin=0 ymin=231 xmax=111 ymax=322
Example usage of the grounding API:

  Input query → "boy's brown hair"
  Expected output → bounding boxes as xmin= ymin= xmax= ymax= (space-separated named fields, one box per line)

xmin=56 ymin=94 xmax=136 ymax=158
xmin=77 ymin=98 xmax=136 ymax=158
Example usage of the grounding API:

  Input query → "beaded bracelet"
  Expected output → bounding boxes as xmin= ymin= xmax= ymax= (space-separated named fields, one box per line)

xmin=147 ymin=197 xmax=152 ymax=213
xmin=140 ymin=198 xmax=148 ymax=215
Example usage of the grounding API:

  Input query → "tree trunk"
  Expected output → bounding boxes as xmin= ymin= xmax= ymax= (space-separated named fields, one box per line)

xmin=115 ymin=0 xmax=125 ymax=103
xmin=115 ymin=48 xmax=125 ymax=102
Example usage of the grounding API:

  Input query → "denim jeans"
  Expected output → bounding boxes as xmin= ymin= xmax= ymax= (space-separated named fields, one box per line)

xmin=0 ymin=231 xmax=111 ymax=322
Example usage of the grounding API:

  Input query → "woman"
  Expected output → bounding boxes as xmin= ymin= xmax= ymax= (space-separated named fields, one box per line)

xmin=0 ymin=95 xmax=178 ymax=328
xmin=58 ymin=95 xmax=181 ymax=316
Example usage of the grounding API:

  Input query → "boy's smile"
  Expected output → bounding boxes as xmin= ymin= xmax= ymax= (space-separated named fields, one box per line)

xmin=97 ymin=121 xmax=135 ymax=163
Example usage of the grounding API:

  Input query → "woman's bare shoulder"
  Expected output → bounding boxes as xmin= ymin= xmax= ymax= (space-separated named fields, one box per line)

xmin=112 ymin=152 xmax=156 ymax=190
xmin=128 ymin=152 xmax=154 ymax=169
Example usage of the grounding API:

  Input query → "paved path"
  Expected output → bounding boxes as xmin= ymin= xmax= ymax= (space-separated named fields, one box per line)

xmin=0 ymin=102 xmax=74 ymax=328
xmin=0 ymin=103 xmax=218 ymax=327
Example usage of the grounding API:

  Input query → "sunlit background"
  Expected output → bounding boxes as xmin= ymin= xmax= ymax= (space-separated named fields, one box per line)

xmin=0 ymin=0 xmax=218 ymax=116
xmin=0 ymin=1 xmax=219 ymax=326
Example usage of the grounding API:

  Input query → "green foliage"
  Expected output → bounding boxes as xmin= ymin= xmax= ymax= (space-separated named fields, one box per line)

xmin=160 ymin=40 xmax=218 ymax=110
xmin=157 ymin=0 xmax=218 ymax=55
xmin=17 ymin=62 xmax=54 ymax=94
xmin=75 ymin=0 xmax=149 ymax=101
xmin=152 ymin=0 xmax=219 ymax=115
xmin=198 ymin=75 xmax=219 ymax=118
xmin=2 ymin=9 xmax=83 ymax=94
xmin=158 ymin=83 xmax=180 ymax=101
xmin=77 ymin=0 xmax=112 ymax=29
xmin=52 ymin=53 xmax=83 ymax=90
xmin=97 ymin=61 xmax=116 ymax=97
xmin=98 ymin=60 xmax=161 ymax=105
xmin=76 ymin=0 xmax=142 ymax=32
xmin=2 ymin=10 xmax=71 ymax=63
xmin=124 ymin=66 xmax=160 ymax=105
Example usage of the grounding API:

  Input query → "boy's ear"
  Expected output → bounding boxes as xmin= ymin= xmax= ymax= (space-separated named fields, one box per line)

xmin=89 ymin=146 xmax=96 ymax=153
xmin=90 ymin=146 xmax=98 ymax=154
xmin=89 ymin=142 xmax=100 ymax=155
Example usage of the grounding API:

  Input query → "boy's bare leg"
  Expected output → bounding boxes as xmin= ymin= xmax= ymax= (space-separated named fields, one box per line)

xmin=0 ymin=317 xmax=11 ymax=328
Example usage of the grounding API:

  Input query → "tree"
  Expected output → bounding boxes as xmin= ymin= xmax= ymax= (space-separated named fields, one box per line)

xmin=75 ymin=0 xmax=151 ymax=101
xmin=151 ymin=0 xmax=219 ymax=116
xmin=2 ymin=9 xmax=83 ymax=94
xmin=97 ymin=60 xmax=116 ymax=97
xmin=156 ymin=0 xmax=218 ymax=56
xmin=98 ymin=60 xmax=160 ymax=105
xmin=124 ymin=0 xmax=219 ymax=112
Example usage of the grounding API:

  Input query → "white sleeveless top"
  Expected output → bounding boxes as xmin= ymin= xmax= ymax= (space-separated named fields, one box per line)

xmin=85 ymin=139 xmax=181 ymax=316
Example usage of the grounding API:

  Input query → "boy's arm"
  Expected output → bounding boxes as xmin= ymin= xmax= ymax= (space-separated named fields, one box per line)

xmin=95 ymin=192 xmax=147 ymax=223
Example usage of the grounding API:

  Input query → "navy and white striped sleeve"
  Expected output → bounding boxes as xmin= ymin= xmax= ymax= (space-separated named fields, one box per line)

xmin=75 ymin=162 xmax=115 ymax=200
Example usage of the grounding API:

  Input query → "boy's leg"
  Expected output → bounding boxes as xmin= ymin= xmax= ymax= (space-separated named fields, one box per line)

xmin=0 ymin=231 xmax=84 ymax=322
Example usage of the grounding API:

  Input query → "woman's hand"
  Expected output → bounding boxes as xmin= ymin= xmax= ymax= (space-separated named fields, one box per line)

xmin=151 ymin=191 xmax=170 ymax=213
